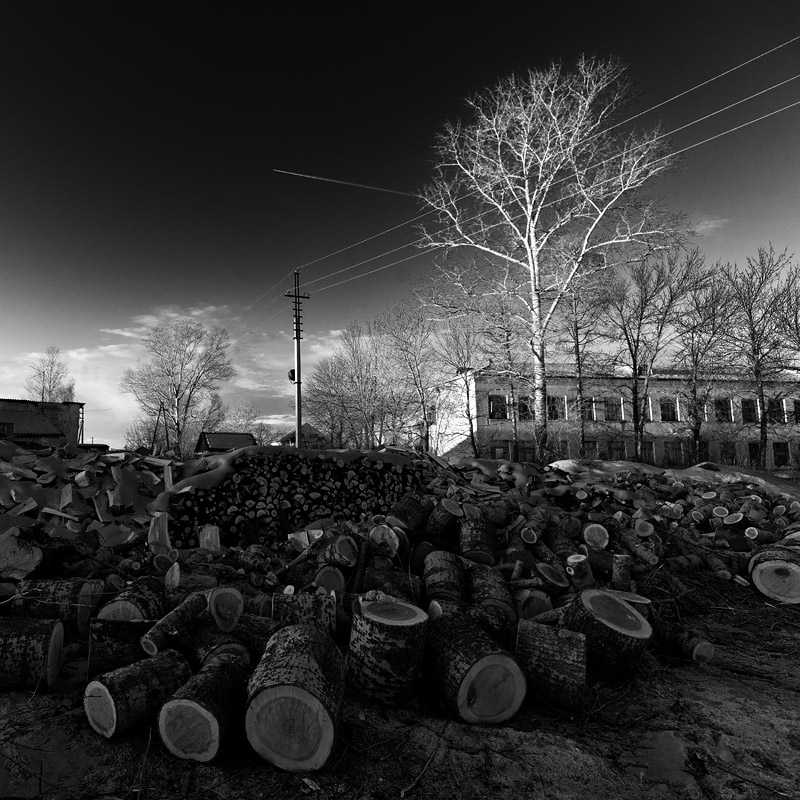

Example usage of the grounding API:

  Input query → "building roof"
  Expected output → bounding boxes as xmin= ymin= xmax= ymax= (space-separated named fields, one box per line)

xmin=277 ymin=423 xmax=325 ymax=443
xmin=195 ymin=431 xmax=257 ymax=452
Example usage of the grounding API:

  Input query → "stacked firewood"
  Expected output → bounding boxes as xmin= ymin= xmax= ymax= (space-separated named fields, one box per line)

xmin=2 ymin=439 xmax=800 ymax=773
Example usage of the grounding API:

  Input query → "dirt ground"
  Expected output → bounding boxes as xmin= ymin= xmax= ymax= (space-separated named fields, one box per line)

xmin=0 ymin=571 xmax=798 ymax=800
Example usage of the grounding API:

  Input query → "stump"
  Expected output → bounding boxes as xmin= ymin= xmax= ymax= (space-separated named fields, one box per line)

xmin=97 ymin=575 xmax=166 ymax=621
xmin=0 ymin=617 xmax=64 ymax=690
xmin=158 ymin=653 xmax=252 ymax=762
xmin=422 ymin=550 xmax=466 ymax=602
xmin=748 ymin=546 xmax=800 ymax=603
xmin=515 ymin=619 xmax=586 ymax=711
xmin=347 ymin=596 xmax=428 ymax=705
xmin=424 ymin=602 xmax=526 ymax=724
xmin=562 ymin=589 xmax=652 ymax=679
xmin=84 ymin=649 xmax=192 ymax=738
xmin=245 ymin=623 xmax=346 ymax=772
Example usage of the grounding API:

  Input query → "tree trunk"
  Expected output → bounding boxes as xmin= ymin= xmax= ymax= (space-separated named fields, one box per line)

xmin=245 ymin=623 xmax=346 ymax=772
xmin=347 ymin=596 xmax=428 ymax=705
xmin=515 ymin=619 xmax=586 ymax=711
xmin=424 ymin=602 xmax=526 ymax=724
xmin=0 ymin=617 xmax=64 ymax=690
xmin=158 ymin=652 xmax=251 ymax=762
xmin=84 ymin=648 xmax=192 ymax=738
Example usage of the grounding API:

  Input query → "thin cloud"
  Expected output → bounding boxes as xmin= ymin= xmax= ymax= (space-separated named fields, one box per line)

xmin=695 ymin=218 xmax=730 ymax=235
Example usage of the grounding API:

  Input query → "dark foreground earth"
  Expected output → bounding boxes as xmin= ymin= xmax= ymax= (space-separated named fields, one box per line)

xmin=1 ymin=570 xmax=798 ymax=800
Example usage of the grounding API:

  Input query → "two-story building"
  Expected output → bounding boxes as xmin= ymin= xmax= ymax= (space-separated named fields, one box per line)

xmin=429 ymin=366 xmax=800 ymax=471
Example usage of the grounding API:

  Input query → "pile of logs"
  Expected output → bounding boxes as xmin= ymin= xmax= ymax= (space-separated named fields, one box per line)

xmin=1 ymin=439 xmax=800 ymax=773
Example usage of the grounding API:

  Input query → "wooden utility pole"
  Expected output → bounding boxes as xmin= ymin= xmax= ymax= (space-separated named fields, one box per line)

xmin=285 ymin=271 xmax=310 ymax=448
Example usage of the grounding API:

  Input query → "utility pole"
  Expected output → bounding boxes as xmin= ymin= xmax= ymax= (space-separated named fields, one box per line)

xmin=285 ymin=271 xmax=310 ymax=448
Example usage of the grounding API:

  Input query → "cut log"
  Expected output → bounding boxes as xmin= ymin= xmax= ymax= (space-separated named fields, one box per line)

xmin=140 ymin=590 xmax=209 ymax=656
xmin=422 ymin=550 xmax=466 ymax=602
xmin=362 ymin=567 xmax=423 ymax=606
xmin=582 ymin=523 xmax=609 ymax=549
xmin=0 ymin=617 xmax=63 ymax=690
xmin=84 ymin=648 xmax=192 ymax=738
xmin=97 ymin=575 xmax=166 ymax=621
xmin=515 ymin=619 xmax=586 ymax=711
xmin=458 ymin=517 xmax=496 ymax=565
xmin=424 ymin=602 xmax=526 ymax=724
xmin=257 ymin=591 xmax=337 ymax=635
xmin=13 ymin=577 xmax=104 ymax=634
xmin=88 ymin=619 xmax=151 ymax=677
xmin=466 ymin=562 xmax=516 ymax=625
xmin=347 ymin=596 xmax=428 ymax=705
xmin=421 ymin=501 xmax=461 ymax=549
xmin=748 ymin=546 xmax=800 ymax=603
xmin=611 ymin=553 xmax=634 ymax=591
xmin=186 ymin=614 xmax=251 ymax=668
xmin=650 ymin=616 xmax=714 ymax=663
xmin=229 ymin=612 xmax=283 ymax=662
xmin=158 ymin=652 xmax=252 ymax=762
xmin=562 ymin=588 xmax=652 ymax=679
xmin=385 ymin=490 xmax=435 ymax=538
xmin=565 ymin=553 xmax=595 ymax=591
xmin=245 ymin=623 xmax=346 ymax=772
xmin=317 ymin=534 xmax=359 ymax=569
xmin=207 ymin=586 xmax=244 ymax=632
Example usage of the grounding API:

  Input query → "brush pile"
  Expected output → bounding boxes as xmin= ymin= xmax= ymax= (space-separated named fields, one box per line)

xmin=1 ymin=439 xmax=799 ymax=773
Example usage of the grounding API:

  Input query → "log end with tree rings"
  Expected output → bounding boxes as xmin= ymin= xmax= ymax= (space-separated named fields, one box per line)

xmin=563 ymin=589 xmax=652 ymax=679
xmin=748 ymin=546 xmax=800 ymax=603
xmin=207 ymin=586 xmax=244 ymax=632
xmin=456 ymin=653 xmax=526 ymax=725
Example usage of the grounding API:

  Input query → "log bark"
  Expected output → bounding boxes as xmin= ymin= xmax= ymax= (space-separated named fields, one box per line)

xmin=245 ymin=623 xmax=346 ymax=772
xmin=229 ymin=612 xmax=283 ymax=662
xmin=140 ymin=590 xmax=209 ymax=656
xmin=362 ymin=567 xmax=423 ymax=606
xmin=88 ymin=619 xmax=151 ymax=678
xmin=466 ymin=562 xmax=516 ymax=625
xmin=347 ymin=596 xmax=428 ymax=705
xmin=84 ymin=648 xmax=192 ymax=738
xmin=385 ymin=490 xmax=435 ymax=538
xmin=562 ymin=589 xmax=652 ymax=679
xmin=186 ymin=614 xmax=251 ymax=668
xmin=13 ymin=577 xmax=104 ymax=634
xmin=97 ymin=575 xmax=166 ymax=621
xmin=424 ymin=602 xmax=526 ymax=724
xmin=458 ymin=517 xmax=496 ymax=565
xmin=158 ymin=652 xmax=252 ymax=762
xmin=256 ymin=591 xmax=337 ymax=636
xmin=422 ymin=550 xmax=466 ymax=602
xmin=0 ymin=617 xmax=64 ymax=690
xmin=515 ymin=619 xmax=586 ymax=711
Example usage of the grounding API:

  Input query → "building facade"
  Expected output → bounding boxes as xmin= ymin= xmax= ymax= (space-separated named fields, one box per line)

xmin=429 ymin=368 xmax=800 ymax=472
xmin=0 ymin=398 xmax=84 ymax=448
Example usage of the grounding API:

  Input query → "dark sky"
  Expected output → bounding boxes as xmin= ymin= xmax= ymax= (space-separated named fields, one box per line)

xmin=1 ymin=2 xmax=798 ymax=444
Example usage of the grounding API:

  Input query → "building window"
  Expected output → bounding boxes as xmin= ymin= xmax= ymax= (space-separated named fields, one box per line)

xmin=604 ymin=397 xmax=623 ymax=422
xmin=741 ymin=398 xmax=758 ymax=424
xmin=582 ymin=440 xmax=599 ymax=458
xmin=488 ymin=395 xmax=508 ymax=420
xmin=714 ymin=398 xmax=733 ymax=423
xmin=0 ymin=422 xmax=13 ymax=438
xmin=606 ymin=439 xmax=626 ymax=460
xmin=719 ymin=441 xmax=737 ymax=465
xmin=748 ymin=442 xmax=761 ymax=466
xmin=580 ymin=398 xmax=596 ymax=421
xmin=518 ymin=396 xmax=534 ymax=421
xmin=547 ymin=395 xmax=566 ymax=420
xmin=774 ymin=441 xmax=790 ymax=467
xmin=767 ymin=398 xmax=786 ymax=424
xmin=698 ymin=440 xmax=710 ymax=462
xmin=663 ymin=440 xmax=684 ymax=467
xmin=518 ymin=445 xmax=537 ymax=462
xmin=794 ymin=399 xmax=800 ymax=424
xmin=660 ymin=396 xmax=679 ymax=422
xmin=640 ymin=399 xmax=652 ymax=422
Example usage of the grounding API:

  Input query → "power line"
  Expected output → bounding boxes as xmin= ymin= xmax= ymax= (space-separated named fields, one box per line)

xmin=310 ymin=96 xmax=800 ymax=296
xmin=273 ymin=169 xmax=419 ymax=198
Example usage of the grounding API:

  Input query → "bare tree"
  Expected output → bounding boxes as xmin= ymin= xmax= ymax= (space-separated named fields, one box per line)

xmin=419 ymin=56 xmax=685 ymax=452
xmin=120 ymin=319 xmax=235 ymax=458
xmin=224 ymin=396 xmax=284 ymax=445
xmin=722 ymin=246 xmax=796 ymax=469
xmin=599 ymin=248 xmax=707 ymax=462
xmin=25 ymin=345 xmax=75 ymax=403
xmin=670 ymin=272 xmax=732 ymax=463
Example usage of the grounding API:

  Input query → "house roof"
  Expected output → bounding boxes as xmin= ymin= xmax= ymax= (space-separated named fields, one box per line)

xmin=196 ymin=432 xmax=257 ymax=451
xmin=277 ymin=423 xmax=324 ymax=443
